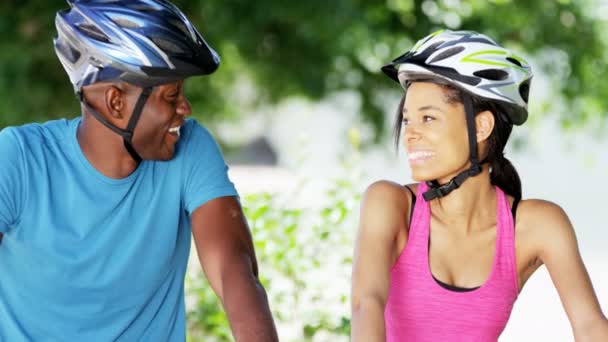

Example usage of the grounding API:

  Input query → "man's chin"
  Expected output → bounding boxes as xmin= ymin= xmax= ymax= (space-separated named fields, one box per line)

xmin=157 ymin=155 xmax=174 ymax=161
xmin=142 ymin=148 xmax=176 ymax=162
xmin=159 ymin=151 xmax=176 ymax=161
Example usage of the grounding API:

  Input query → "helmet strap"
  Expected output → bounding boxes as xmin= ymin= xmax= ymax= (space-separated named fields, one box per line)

xmin=77 ymin=86 xmax=153 ymax=164
xmin=423 ymin=94 xmax=483 ymax=201
xmin=122 ymin=87 xmax=152 ymax=163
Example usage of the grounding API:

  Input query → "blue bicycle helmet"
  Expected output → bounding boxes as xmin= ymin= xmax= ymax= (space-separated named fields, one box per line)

xmin=54 ymin=0 xmax=220 ymax=162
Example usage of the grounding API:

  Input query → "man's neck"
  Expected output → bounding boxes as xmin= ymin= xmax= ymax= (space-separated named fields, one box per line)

xmin=77 ymin=114 xmax=139 ymax=179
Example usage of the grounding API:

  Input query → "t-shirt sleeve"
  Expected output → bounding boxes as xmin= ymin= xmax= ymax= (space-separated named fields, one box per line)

xmin=182 ymin=120 xmax=238 ymax=217
xmin=0 ymin=127 xmax=24 ymax=233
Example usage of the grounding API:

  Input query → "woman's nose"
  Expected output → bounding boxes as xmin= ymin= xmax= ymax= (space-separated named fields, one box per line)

xmin=404 ymin=124 xmax=422 ymax=142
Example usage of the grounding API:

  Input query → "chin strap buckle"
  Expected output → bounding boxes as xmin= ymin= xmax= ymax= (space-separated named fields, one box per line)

xmin=423 ymin=179 xmax=457 ymax=201
xmin=422 ymin=163 xmax=483 ymax=202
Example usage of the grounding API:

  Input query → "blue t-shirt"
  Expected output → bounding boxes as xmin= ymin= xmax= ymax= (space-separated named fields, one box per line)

xmin=0 ymin=118 xmax=238 ymax=341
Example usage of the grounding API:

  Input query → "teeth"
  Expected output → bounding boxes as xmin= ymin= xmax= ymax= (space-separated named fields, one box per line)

xmin=408 ymin=151 xmax=435 ymax=160
xmin=168 ymin=126 xmax=181 ymax=137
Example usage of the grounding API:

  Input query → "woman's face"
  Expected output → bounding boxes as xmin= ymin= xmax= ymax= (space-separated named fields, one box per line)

xmin=401 ymin=81 xmax=471 ymax=183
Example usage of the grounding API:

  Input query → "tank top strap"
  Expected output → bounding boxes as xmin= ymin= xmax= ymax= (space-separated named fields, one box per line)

xmin=494 ymin=186 xmax=519 ymax=295
xmin=406 ymin=182 xmax=431 ymax=249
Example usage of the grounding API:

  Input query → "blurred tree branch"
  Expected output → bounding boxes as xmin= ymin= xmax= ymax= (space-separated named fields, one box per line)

xmin=1 ymin=0 xmax=605 ymax=136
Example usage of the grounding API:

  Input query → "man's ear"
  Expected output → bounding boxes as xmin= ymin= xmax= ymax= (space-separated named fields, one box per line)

xmin=105 ymin=86 xmax=126 ymax=119
xmin=475 ymin=110 xmax=495 ymax=143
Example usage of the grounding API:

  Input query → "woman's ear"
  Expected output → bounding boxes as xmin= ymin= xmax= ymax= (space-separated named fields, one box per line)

xmin=475 ymin=110 xmax=495 ymax=143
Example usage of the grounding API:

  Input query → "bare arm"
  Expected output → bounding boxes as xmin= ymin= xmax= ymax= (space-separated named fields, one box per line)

xmin=531 ymin=201 xmax=608 ymax=341
xmin=351 ymin=181 xmax=410 ymax=342
xmin=191 ymin=196 xmax=278 ymax=342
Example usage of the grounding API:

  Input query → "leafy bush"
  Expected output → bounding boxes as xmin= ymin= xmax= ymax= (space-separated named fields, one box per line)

xmin=185 ymin=167 xmax=362 ymax=341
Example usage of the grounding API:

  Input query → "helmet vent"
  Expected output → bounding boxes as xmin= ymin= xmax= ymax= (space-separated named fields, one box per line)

xmin=170 ymin=18 xmax=190 ymax=37
xmin=424 ymin=41 xmax=445 ymax=54
xmin=152 ymin=37 xmax=185 ymax=54
xmin=519 ymin=79 xmax=530 ymax=103
xmin=56 ymin=39 xmax=81 ymax=64
xmin=111 ymin=18 xmax=141 ymax=29
xmin=506 ymin=57 xmax=523 ymax=67
xmin=428 ymin=46 xmax=465 ymax=64
xmin=76 ymin=23 xmax=110 ymax=43
xmin=473 ymin=69 xmax=508 ymax=81
xmin=128 ymin=4 xmax=159 ymax=12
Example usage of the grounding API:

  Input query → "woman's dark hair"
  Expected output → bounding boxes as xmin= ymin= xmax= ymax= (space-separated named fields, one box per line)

xmin=393 ymin=81 xmax=522 ymax=199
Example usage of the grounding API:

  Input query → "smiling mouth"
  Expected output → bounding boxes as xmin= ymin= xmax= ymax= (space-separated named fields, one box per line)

xmin=168 ymin=125 xmax=181 ymax=137
xmin=407 ymin=150 xmax=435 ymax=164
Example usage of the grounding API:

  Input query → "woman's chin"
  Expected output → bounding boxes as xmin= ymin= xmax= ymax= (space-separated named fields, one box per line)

xmin=410 ymin=172 xmax=435 ymax=182
xmin=410 ymin=168 xmax=445 ymax=182
xmin=409 ymin=161 xmax=469 ymax=183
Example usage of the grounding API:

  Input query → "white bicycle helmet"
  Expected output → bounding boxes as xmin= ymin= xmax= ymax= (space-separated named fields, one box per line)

xmin=382 ymin=30 xmax=533 ymax=200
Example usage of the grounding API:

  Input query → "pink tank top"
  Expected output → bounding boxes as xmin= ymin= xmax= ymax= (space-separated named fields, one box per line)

xmin=385 ymin=182 xmax=519 ymax=341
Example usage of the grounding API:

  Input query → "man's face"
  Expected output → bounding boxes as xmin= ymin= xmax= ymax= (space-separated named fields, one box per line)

xmin=130 ymin=80 xmax=192 ymax=161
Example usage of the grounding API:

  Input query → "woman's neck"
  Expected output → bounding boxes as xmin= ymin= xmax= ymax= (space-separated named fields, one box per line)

xmin=428 ymin=165 xmax=496 ymax=234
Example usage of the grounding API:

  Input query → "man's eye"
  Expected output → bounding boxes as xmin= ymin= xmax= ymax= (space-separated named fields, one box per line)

xmin=401 ymin=118 xmax=409 ymax=126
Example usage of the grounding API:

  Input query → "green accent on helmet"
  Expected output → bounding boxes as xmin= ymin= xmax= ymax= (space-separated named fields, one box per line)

xmin=508 ymin=53 xmax=527 ymax=66
xmin=412 ymin=29 xmax=446 ymax=52
xmin=461 ymin=50 xmax=527 ymax=72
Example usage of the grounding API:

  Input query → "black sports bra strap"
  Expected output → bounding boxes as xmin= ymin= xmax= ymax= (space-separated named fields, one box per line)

xmin=511 ymin=196 xmax=521 ymax=222
xmin=403 ymin=185 xmax=416 ymax=226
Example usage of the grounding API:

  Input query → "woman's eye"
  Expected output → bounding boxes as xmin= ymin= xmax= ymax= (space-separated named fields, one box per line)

xmin=423 ymin=115 xmax=435 ymax=122
xmin=401 ymin=118 xmax=409 ymax=126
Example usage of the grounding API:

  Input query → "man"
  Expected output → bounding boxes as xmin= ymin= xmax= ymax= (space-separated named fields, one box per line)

xmin=0 ymin=0 xmax=278 ymax=341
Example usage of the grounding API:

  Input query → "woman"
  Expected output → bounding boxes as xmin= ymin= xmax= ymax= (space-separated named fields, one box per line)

xmin=350 ymin=30 xmax=608 ymax=341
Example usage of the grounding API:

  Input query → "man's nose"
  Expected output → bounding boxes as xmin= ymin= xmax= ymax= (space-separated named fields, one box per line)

xmin=176 ymin=95 xmax=192 ymax=117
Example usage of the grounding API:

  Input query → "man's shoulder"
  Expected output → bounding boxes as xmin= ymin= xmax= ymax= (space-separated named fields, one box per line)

xmin=2 ymin=118 xmax=74 ymax=145
xmin=0 ymin=118 xmax=77 ymax=165
xmin=177 ymin=118 xmax=221 ymax=154
xmin=182 ymin=118 xmax=213 ymax=141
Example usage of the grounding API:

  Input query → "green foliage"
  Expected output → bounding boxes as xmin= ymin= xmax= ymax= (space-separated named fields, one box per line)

xmin=1 ymin=0 xmax=606 ymax=134
xmin=185 ymin=273 xmax=232 ymax=342
xmin=185 ymin=166 xmax=362 ymax=341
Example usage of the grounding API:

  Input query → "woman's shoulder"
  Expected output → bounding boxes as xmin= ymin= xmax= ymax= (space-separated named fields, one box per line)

xmin=360 ymin=181 xmax=417 ymax=230
xmin=515 ymin=198 xmax=574 ymax=248
xmin=363 ymin=180 xmax=417 ymax=206
xmin=358 ymin=180 xmax=411 ymax=255
xmin=517 ymin=198 xmax=569 ymax=224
